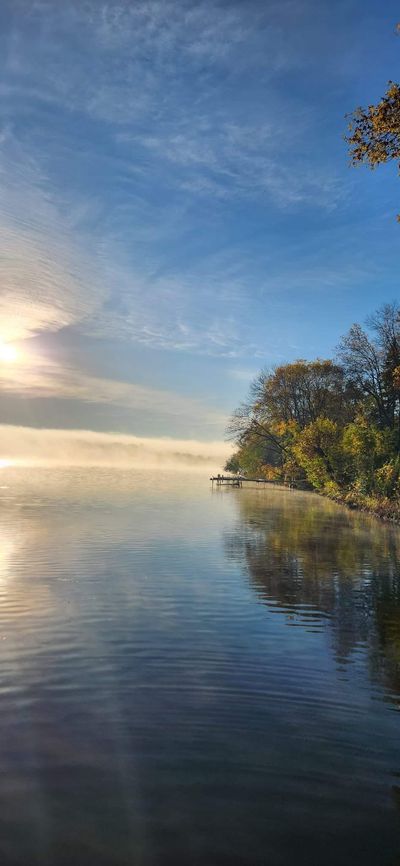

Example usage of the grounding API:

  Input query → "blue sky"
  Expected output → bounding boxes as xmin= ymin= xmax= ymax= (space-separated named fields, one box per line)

xmin=0 ymin=0 xmax=399 ymax=448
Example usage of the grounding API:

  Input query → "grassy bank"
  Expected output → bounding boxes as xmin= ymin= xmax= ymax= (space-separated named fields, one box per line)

xmin=323 ymin=489 xmax=400 ymax=523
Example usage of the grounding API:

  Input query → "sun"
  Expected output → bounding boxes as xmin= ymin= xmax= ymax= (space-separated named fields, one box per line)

xmin=0 ymin=342 xmax=18 ymax=363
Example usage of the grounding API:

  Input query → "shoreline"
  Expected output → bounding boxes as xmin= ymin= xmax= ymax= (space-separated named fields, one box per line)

xmin=232 ymin=477 xmax=400 ymax=526
xmin=317 ymin=489 xmax=400 ymax=526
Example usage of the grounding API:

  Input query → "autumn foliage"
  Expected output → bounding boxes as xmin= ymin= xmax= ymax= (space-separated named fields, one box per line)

xmin=346 ymin=82 xmax=400 ymax=169
xmin=346 ymin=79 xmax=400 ymax=218
xmin=226 ymin=303 xmax=400 ymax=518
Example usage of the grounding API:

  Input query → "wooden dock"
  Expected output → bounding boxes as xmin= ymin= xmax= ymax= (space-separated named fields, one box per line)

xmin=210 ymin=476 xmax=301 ymax=489
xmin=210 ymin=475 xmax=269 ymax=488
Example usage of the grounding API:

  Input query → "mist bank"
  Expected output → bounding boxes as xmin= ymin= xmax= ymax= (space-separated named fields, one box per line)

xmin=0 ymin=425 xmax=232 ymax=471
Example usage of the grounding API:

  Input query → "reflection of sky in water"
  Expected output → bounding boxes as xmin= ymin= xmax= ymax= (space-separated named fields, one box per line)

xmin=0 ymin=470 xmax=400 ymax=865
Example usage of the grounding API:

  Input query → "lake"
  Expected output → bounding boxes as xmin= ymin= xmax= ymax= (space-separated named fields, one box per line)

xmin=0 ymin=468 xmax=399 ymax=865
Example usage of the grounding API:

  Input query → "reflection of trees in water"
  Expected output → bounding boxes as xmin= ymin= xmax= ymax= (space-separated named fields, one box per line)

xmin=225 ymin=489 xmax=400 ymax=704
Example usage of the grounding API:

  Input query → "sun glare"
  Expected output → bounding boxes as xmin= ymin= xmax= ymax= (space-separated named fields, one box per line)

xmin=0 ymin=342 xmax=18 ymax=363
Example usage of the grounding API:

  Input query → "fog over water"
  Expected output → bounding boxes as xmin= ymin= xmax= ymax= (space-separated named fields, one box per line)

xmin=0 ymin=425 xmax=231 ymax=470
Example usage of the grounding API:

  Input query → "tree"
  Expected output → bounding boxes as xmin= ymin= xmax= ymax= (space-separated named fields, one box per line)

xmin=342 ymin=416 xmax=389 ymax=493
xmin=338 ymin=302 xmax=400 ymax=433
xmin=346 ymin=82 xmax=400 ymax=171
xmin=226 ymin=396 xmax=288 ymax=461
xmin=224 ymin=453 xmax=241 ymax=474
xmin=292 ymin=418 xmax=344 ymax=492
xmin=225 ymin=430 xmax=283 ymax=477
xmin=228 ymin=360 xmax=354 ymax=439
xmin=345 ymin=20 xmax=400 ymax=221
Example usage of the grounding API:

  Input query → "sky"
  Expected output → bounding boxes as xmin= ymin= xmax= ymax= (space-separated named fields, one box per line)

xmin=0 ymin=0 xmax=399 ymax=463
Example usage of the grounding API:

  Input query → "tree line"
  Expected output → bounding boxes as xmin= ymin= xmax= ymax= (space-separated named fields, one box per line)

xmin=226 ymin=303 xmax=400 ymax=518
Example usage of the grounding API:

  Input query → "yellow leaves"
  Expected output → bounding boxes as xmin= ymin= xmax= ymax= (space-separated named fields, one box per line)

xmin=393 ymin=365 xmax=400 ymax=390
xmin=345 ymin=81 xmax=400 ymax=181
xmin=290 ymin=418 xmax=342 ymax=491
xmin=260 ymin=464 xmax=282 ymax=482
xmin=296 ymin=417 xmax=338 ymax=455
xmin=324 ymin=480 xmax=341 ymax=497
xmin=342 ymin=415 xmax=380 ymax=458
xmin=281 ymin=456 xmax=302 ymax=482
xmin=374 ymin=460 xmax=400 ymax=497
xmin=273 ymin=419 xmax=300 ymax=438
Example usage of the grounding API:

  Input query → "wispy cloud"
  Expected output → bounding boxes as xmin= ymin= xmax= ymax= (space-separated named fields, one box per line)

xmin=0 ymin=131 xmax=107 ymax=342
xmin=0 ymin=348 xmax=226 ymax=430
xmin=125 ymin=117 xmax=346 ymax=209
xmin=0 ymin=120 xmax=262 ymax=360
xmin=2 ymin=0 xmax=347 ymax=209
xmin=85 ymin=266 xmax=260 ymax=357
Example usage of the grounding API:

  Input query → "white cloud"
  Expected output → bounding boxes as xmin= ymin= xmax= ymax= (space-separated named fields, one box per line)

xmin=0 ymin=132 xmax=107 ymax=342
xmin=0 ymin=128 xmax=257 ymax=365
xmin=83 ymin=259 xmax=262 ymax=357
xmin=128 ymin=116 xmax=346 ymax=209
xmin=0 ymin=348 xmax=226 ymax=430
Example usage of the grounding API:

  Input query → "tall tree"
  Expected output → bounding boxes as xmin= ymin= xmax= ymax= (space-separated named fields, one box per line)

xmin=338 ymin=303 xmax=400 ymax=433
xmin=227 ymin=359 xmax=356 ymax=467
xmin=249 ymin=360 xmax=354 ymax=428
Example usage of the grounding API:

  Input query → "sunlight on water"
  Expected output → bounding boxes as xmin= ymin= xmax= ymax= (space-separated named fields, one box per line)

xmin=0 ymin=468 xmax=399 ymax=865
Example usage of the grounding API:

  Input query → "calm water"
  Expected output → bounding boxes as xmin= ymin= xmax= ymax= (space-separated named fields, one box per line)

xmin=0 ymin=469 xmax=400 ymax=865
